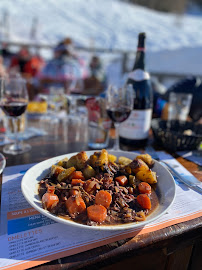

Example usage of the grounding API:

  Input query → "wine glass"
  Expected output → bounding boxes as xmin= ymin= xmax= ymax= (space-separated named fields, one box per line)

xmin=0 ymin=77 xmax=31 ymax=155
xmin=64 ymin=77 xmax=84 ymax=114
xmin=0 ymin=153 xmax=6 ymax=174
xmin=48 ymin=86 xmax=65 ymax=121
xmin=106 ymin=84 xmax=133 ymax=151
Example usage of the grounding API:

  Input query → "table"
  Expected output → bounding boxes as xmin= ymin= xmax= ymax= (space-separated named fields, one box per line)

xmin=0 ymin=120 xmax=202 ymax=270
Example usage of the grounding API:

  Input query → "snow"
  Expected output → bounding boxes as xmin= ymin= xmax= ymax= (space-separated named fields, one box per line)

xmin=0 ymin=0 xmax=202 ymax=51
xmin=0 ymin=0 xmax=202 ymax=84
xmin=147 ymin=47 xmax=202 ymax=77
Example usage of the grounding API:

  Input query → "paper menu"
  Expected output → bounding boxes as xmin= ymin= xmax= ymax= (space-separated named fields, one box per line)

xmin=0 ymin=152 xmax=202 ymax=270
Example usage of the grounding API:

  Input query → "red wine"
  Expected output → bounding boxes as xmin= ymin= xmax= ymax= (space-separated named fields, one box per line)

xmin=119 ymin=33 xmax=153 ymax=147
xmin=0 ymin=102 xmax=27 ymax=117
xmin=107 ymin=108 xmax=131 ymax=123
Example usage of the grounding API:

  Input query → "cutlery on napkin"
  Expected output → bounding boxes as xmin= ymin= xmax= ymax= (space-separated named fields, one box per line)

xmin=145 ymin=146 xmax=202 ymax=195
xmin=160 ymin=161 xmax=202 ymax=195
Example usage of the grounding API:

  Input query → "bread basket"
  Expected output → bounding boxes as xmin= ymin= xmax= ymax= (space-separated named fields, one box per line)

xmin=151 ymin=119 xmax=202 ymax=152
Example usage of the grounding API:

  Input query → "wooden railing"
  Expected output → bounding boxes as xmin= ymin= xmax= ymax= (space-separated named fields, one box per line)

xmin=0 ymin=40 xmax=190 ymax=81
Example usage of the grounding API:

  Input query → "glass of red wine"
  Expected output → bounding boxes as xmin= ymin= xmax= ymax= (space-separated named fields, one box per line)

xmin=106 ymin=84 xmax=133 ymax=151
xmin=0 ymin=77 xmax=31 ymax=155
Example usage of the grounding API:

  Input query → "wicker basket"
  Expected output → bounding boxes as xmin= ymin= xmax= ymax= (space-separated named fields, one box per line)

xmin=151 ymin=119 xmax=202 ymax=152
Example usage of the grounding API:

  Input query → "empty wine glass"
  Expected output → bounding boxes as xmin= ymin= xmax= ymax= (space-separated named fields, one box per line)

xmin=66 ymin=77 xmax=84 ymax=114
xmin=106 ymin=84 xmax=133 ymax=151
xmin=49 ymin=86 xmax=65 ymax=121
xmin=0 ymin=77 xmax=31 ymax=155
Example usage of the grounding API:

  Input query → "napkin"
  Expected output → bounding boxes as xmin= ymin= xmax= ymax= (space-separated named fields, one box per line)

xmin=27 ymin=101 xmax=47 ymax=114
xmin=176 ymin=150 xmax=202 ymax=166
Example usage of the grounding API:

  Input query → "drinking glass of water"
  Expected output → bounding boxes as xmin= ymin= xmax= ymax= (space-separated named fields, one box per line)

xmin=168 ymin=92 xmax=193 ymax=122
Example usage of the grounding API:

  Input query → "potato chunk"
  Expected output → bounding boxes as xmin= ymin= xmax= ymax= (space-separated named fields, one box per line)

xmin=57 ymin=157 xmax=69 ymax=168
xmin=51 ymin=165 xmax=66 ymax=178
xmin=65 ymin=156 xmax=77 ymax=168
xmin=118 ymin=156 xmax=132 ymax=166
xmin=65 ymin=151 xmax=88 ymax=170
xmin=57 ymin=167 xmax=76 ymax=182
xmin=76 ymin=151 xmax=89 ymax=170
xmin=136 ymin=154 xmax=154 ymax=167
xmin=83 ymin=165 xmax=96 ymax=179
xmin=135 ymin=170 xmax=157 ymax=184
xmin=89 ymin=149 xmax=108 ymax=167
xmin=130 ymin=159 xmax=149 ymax=174
xmin=98 ymin=149 xmax=108 ymax=166
xmin=108 ymin=154 xmax=117 ymax=163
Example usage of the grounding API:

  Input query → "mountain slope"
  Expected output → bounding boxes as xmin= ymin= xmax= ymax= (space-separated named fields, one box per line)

xmin=0 ymin=0 xmax=202 ymax=52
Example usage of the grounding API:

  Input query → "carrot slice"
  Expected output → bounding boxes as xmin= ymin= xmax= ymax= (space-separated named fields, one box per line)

xmin=138 ymin=182 xmax=152 ymax=194
xmin=115 ymin=175 xmax=128 ymax=186
xmin=137 ymin=194 xmax=151 ymax=209
xmin=87 ymin=205 xmax=107 ymax=223
xmin=71 ymin=179 xmax=84 ymax=186
xmin=65 ymin=195 xmax=86 ymax=218
xmin=95 ymin=190 xmax=112 ymax=209
xmin=42 ymin=186 xmax=59 ymax=210
xmin=69 ymin=171 xmax=85 ymax=181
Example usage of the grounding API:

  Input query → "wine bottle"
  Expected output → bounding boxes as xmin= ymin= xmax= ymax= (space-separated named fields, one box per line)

xmin=119 ymin=32 xmax=153 ymax=148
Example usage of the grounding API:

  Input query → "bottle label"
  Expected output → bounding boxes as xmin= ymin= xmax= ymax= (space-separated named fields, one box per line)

xmin=119 ymin=109 xmax=152 ymax=140
xmin=137 ymin=47 xmax=145 ymax=52
xmin=128 ymin=69 xmax=150 ymax=81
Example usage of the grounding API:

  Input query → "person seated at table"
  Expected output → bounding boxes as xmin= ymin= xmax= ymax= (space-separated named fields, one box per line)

xmin=9 ymin=46 xmax=31 ymax=78
xmin=9 ymin=46 xmax=44 ymax=81
xmin=38 ymin=38 xmax=89 ymax=94
xmin=83 ymin=55 xmax=106 ymax=95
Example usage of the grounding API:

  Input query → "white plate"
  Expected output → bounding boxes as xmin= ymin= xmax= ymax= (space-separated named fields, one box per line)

xmin=21 ymin=150 xmax=176 ymax=230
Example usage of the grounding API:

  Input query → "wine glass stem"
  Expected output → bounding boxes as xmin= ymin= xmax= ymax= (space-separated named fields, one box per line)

xmin=12 ymin=118 xmax=21 ymax=150
xmin=113 ymin=122 xmax=120 ymax=151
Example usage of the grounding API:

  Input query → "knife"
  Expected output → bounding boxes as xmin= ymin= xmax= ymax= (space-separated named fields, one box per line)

xmin=145 ymin=146 xmax=202 ymax=195
xmin=160 ymin=161 xmax=202 ymax=195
